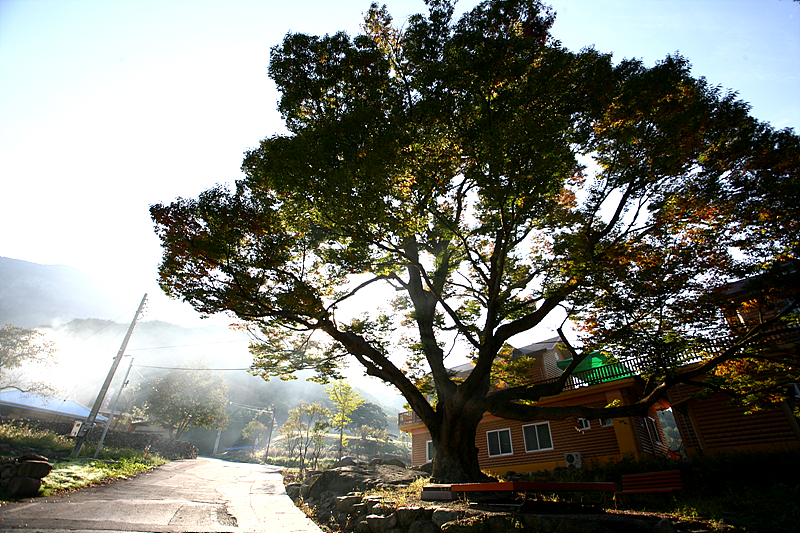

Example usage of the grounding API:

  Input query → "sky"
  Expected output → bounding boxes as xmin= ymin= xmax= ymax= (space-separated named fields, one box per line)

xmin=1 ymin=0 xmax=799 ymax=337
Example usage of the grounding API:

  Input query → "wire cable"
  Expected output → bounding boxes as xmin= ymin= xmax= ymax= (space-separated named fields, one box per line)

xmin=133 ymin=364 xmax=251 ymax=371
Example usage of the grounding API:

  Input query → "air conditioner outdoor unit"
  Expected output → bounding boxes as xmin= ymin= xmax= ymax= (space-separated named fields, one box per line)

xmin=564 ymin=452 xmax=583 ymax=469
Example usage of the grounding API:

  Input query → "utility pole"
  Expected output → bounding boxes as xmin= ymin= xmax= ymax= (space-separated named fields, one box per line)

xmin=213 ymin=427 xmax=222 ymax=455
xmin=72 ymin=294 xmax=147 ymax=457
xmin=263 ymin=405 xmax=276 ymax=464
xmin=93 ymin=357 xmax=134 ymax=458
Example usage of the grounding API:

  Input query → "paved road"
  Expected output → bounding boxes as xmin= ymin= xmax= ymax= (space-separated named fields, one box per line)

xmin=0 ymin=457 xmax=322 ymax=533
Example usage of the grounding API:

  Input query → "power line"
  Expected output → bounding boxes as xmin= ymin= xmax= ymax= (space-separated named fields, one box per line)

xmin=228 ymin=399 xmax=275 ymax=412
xmin=126 ymin=339 xmax=249 ymax=352
xmin=133 ymin=364 xmax=252 ymax=371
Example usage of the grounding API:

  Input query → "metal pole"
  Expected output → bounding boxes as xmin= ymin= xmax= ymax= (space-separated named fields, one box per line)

xmin=93 ymin=357 xmax=134 ymax=458
xmin=264 ymin=406 xmax=275 ymax=463
xmin=213 ymin=427 xmax=222 ymax=455
xmin=72 ymin=294 xmax=147 ymax=457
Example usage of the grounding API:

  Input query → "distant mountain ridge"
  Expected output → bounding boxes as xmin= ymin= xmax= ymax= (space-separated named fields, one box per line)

xmin=0 ymin=257 xmax=124 ymax=328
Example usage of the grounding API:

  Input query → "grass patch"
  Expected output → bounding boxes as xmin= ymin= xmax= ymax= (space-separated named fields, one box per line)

xmin=365 ymin=476 xmax=431 ymax=508
xmin=39 ymin=454 xmax=168 ymax=496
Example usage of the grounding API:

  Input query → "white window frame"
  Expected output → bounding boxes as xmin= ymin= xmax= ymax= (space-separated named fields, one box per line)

xmin=426 ymin=440 xmax=434 ymax=462
xmin=599 ymin=418 xmax=614 ymax=428
xmin=486 ymin=428 xmax=514 ymax=457
xmin=576 ymin=418 xmax=591 ymax=431
xmin=522 ymin=421 xmax=554 ymax=453
xmin=644 ymin=416 xmax=662 ymax=443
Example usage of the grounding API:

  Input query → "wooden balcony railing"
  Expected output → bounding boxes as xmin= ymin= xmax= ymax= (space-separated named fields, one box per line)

xmin=398 ymin=410 xmax=423 ymax=427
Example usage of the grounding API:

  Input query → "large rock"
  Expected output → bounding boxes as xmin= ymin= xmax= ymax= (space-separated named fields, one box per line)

xmin=369 ymin=458 xmax=407 ymax=468
xmin=336 ymin=494 xmax=363 ymax=513
xmin=417 ymin=462 xmax=434 ymax=474
xmin=431 ymin=508 xmax=461 ymax=527
xmin=408 ymin=520 xmax=439 ymax=533
xmin=397 ymin=507 xmax=429 ymax=527
xmin=334 ymin=457 xmax=359 ymax=467
xmin=20 ymin=453 xmax=49 ymax=462
xmin=440 ymin=519 xmax=489 ymax=533
xmin=0 ymin=464 xmax=18 ymax=479
xmin=351 ymin=502 xmax=370 ymax=517
xmin=7 ymin=476 xmax=42 ymax=498
xmin=355 ymin=520 xmax=373 ymax=533
xmin=307 ymin=465 xmax=427 ymax=501
xmin=366 ymin=513 xmax=398 ymax=533
xmin=521 ymin=514 xmax=557 ymax=532
xmin=285 ymin=483 xmax=301 ymax=500
xmin=655 ymin=519 xmax=678 ymax=533
xmin=18 ymin=460 xmax=52 ymax=479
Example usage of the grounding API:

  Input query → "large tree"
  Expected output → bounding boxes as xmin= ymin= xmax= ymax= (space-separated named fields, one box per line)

xmin=144 ymin=360 xmax=229 ymax=440
xmin=0 ymin=324 xmax=59 ymax=395
xmin=151 ymin=0 xmax=800 ymax=481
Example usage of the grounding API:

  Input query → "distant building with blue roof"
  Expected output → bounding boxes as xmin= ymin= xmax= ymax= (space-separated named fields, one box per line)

xmin=0 ymin=388 xmax=106 ymax=423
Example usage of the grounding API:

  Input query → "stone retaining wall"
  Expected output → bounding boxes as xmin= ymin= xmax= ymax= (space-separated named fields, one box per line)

xmin=0 ymin=453 xmax=53 ymax=498
xmin=0 ymin=418 xmax=197 ymax=460
xmin=295 ymin=489 xmax=686 ymax=533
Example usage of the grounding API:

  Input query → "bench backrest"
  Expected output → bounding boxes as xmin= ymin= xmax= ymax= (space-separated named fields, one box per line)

xmin=621 ymin=470 xmax=682 ymax=491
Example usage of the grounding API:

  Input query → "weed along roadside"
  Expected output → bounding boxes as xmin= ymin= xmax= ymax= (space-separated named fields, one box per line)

xmin=282 ymin=453 xmax=800 ymax=533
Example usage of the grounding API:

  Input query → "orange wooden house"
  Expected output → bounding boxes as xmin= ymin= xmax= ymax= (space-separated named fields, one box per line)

xmin=399 ymin=270 xmax=800 ymax=475
xmin=399 ymin=337 xmax=674 ymax=476
xmin=666 ymin=271 xmax=800 ymax=456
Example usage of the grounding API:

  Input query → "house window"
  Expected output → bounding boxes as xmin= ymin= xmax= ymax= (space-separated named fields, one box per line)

xmin=599 ymin=418 xmax=613 ymax=428
xmin=522 ymin=422 xmax=553 ymax=452
xmin=644 ymin=417 xmax=661 ymax=443
xmin=426 ymin=440 xmax=434 ymax=462
xmin=487 ymin=429 xmax=513 ymax=457
xmin=576 ymin=418 xmax=591 ymax=431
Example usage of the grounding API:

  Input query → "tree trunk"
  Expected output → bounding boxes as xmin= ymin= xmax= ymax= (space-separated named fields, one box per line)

xmin=429 ymin=401 xmax=488 ymax=483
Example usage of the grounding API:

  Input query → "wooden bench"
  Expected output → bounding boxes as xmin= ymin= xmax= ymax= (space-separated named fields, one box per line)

xmin=445 ymin=480 xmax=617 ymax=504
xmin=451 ymin=481 xmax=618 ymax=493
xmin=615 ymin=470 xmax=682 ymax=506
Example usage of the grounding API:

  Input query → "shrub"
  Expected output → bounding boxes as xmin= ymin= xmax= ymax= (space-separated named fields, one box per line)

xmin=0 ymin=422 xmax=72 ymax=453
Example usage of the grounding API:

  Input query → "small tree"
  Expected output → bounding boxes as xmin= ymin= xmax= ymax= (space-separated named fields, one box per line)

xmin=309 ymin=419 xmax=329 ymax=470
xmin=277 ymin=414 xmax=302 ymax=465
xmin=242 ymin=420 xmax=269 ymax=447
xmin=325 ymin=380 xmax=364 ymax=459
xmin=280 ymin=402 xmax=330 ymax=474
xmin=298 ymin=402 xmax=330 ymax=475
xmin=0 ymin=324 xmax=58 ymax=395
xmin=144 ymin=359 xmax=228 ymax=440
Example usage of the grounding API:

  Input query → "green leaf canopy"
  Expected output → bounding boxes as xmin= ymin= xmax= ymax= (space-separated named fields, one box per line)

xmin=151 ymin=0 xmax=799 ymax=481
